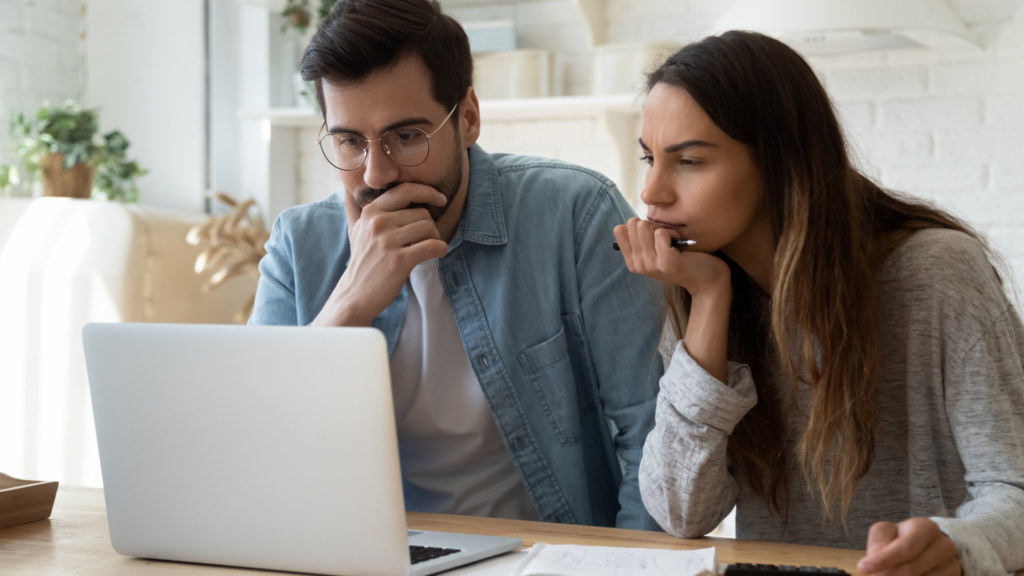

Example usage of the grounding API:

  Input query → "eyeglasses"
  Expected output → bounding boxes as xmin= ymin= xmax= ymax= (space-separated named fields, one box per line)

xmin=316 ymin=104 xmax=458 ymax=171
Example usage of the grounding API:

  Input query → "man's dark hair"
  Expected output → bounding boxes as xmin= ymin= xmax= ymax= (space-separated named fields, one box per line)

xmin=300 ymin=0 xmax=472 ymax=123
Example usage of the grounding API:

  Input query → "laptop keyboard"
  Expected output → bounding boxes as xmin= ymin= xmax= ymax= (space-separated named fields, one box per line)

xmin=410 ymin=545 xmax=461 ymax=564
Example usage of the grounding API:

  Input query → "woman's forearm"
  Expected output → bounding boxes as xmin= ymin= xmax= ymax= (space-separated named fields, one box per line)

xmin=682 ymin=280 xmax=732 ymax=384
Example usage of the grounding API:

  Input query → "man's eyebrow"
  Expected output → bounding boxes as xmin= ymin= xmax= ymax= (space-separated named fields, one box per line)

xmin=328 ymin=116 xmax=434 ymax=136
xmin=638 ymin=137 xmax=717 ymax=153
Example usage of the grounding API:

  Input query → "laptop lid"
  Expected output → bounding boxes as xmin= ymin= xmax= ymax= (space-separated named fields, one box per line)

xmin=84 ymin=323 xmax=410 ymax=576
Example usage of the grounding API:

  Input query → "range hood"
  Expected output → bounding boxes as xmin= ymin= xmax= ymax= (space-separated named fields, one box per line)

xmin=715 ymin=0 xmax=980 ymax=57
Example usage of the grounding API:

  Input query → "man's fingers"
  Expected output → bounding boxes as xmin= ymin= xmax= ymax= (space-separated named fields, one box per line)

xmin=401 ymin=238 xmax=448 ymax=266
xmin=387 ymin=206 xmax=435 ymax=228
xmin=365 ymin=183 xmax=448 ymax=214
xmin=343 ymin=189 xmax=363 ymax=232
xmin=392 ymin=219 xmax=441 ymax=247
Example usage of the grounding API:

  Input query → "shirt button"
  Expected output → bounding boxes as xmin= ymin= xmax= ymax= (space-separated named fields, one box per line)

xmin=479 ymin=354 xmax=490 ymax=368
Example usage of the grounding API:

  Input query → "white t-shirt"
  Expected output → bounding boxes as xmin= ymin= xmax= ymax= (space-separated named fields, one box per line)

xmin=389 ymin=258 xmax=540 ymax=521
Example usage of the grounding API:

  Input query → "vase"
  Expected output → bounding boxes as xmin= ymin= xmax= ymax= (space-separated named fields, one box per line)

xmin=40 ymin=154 xmax=94 ymax=199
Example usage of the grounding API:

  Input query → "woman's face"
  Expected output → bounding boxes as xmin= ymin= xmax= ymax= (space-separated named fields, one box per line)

xmin=640 ymin=82 xmax=767 ymax=257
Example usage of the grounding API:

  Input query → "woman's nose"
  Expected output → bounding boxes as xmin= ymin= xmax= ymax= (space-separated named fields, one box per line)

xmin=640 ymin=168 xmax=676 ymax=207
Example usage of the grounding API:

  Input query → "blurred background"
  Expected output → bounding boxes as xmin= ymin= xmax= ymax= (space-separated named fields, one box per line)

xmin=1 ymin=0 xmax=1022 ymax=500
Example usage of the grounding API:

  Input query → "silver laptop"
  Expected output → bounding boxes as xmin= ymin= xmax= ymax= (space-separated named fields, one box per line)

xmin=83 ymin=323 xmax=522 ymax=576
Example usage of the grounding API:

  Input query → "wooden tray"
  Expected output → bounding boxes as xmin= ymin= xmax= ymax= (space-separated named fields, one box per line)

xmin=0 ymin=472 xmax=59 ymax=530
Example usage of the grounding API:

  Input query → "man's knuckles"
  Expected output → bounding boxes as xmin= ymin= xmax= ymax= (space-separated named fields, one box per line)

xmin=367 ymin=215 xmax=391 ymax=235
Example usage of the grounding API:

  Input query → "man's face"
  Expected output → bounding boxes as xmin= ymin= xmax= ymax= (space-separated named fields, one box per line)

xmin=321 ymin=55 xmax=466 ymax=221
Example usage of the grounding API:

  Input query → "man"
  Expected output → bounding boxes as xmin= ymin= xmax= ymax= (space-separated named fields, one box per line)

xmin=249 ymin=0 xmax=665 ymax=530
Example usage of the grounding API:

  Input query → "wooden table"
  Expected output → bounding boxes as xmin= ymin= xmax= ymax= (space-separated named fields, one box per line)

xmin=0 ymin=486 xmax=948 ymax=575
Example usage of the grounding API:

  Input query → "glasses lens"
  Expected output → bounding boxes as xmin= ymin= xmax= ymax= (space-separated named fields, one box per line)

xmin=321 ymin=133 xmax=366 ymax=170
xmin=382 ymin=128 xmax=429 ymax=167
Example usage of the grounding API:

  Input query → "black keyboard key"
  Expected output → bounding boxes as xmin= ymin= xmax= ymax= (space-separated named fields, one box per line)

xmin=725 ymin=564 xmax=850 ymax=576
xmin=409 ymin=545 xmax=462 ymax=564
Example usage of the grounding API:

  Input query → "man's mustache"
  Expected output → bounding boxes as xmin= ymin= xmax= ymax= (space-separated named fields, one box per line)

xmin=353 ymin=183 xmax=432 ymax=215
xmin=353 ymin=182 xmax=399 ymax=207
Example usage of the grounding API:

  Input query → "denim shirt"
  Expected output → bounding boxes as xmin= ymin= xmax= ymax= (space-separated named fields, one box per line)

xmin=249 ymin=144 xmax=665 ymax=530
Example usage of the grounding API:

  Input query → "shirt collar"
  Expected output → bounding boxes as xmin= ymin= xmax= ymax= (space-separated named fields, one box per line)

xmin=447 ymin=144 xmax=507 ymax=251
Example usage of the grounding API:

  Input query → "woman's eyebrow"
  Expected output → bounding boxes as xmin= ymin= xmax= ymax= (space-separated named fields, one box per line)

xmin=639 ymin=137 xmax=717 ymax=153
xmin=665 ymin=139 xmax=717 ymax=153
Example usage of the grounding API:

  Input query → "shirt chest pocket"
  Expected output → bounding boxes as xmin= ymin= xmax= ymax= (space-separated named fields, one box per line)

xmin=516 ymin=314 xmax=598 ymax=446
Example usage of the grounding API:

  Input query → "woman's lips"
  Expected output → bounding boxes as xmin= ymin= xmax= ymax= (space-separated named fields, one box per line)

xmin=646 ymin=217 xmax=686 ymax=230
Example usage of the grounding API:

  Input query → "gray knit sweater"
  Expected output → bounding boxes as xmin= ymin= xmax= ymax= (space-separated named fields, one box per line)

xmin=639 ymin=229 xmax=1024 ymax=576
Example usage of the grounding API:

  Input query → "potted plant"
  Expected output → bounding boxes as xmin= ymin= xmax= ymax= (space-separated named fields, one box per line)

xmin=0 ymin=164 xmax=19 ymax=198
xmin=280 ymin=0 xmax=338 ymax=35
xmin=1 ymin=100 xmax=147 ymax=202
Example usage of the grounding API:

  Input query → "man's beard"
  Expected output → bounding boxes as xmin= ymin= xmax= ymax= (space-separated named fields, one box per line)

xmin=351 ymin=142 xmax=464 ymax=222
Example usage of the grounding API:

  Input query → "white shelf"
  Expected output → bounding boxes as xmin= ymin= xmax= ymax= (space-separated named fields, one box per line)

xmin=481 ymin=94 xmax=638 ymax=119
xmin=236 ymin=0 xmax=286 ymax=10
xmin=238 ymin=94 xmax=641 ymax=127
xmin=239 ymin=107 xmax=322 ymax=127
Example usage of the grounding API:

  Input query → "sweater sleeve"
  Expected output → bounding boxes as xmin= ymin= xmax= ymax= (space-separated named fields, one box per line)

xmin=639 ymin=340 xmax=758 ymax=537
xmin=931 ymin=304 xmax=1024 ymax=576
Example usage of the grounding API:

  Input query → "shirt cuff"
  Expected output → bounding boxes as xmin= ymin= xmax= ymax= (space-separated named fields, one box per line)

xmin=930 ymin=516 xmax=1009 ymax=576
xmin=659 ymin=340 xmax=758 ymax=435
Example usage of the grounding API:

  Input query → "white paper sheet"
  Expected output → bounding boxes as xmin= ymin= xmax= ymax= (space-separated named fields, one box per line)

xmin=510 ymin=543 xmax=717 ymax=576
xmin=443 ymin=550 xmax=532 ymax=576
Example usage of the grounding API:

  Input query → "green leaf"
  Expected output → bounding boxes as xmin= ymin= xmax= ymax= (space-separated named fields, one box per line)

xmin=6 ymin=100 xmax=146 ymax=201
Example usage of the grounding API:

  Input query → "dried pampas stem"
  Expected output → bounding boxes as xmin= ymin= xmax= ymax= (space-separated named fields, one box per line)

xmin=187 ymin=193 xmax=270 ymax=323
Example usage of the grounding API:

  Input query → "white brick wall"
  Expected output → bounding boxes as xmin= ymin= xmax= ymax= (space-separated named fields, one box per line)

xmin=0 ymin=0 xmax=82 ymax=166
xmin=450 ymin=0 xmax=1024 ymax=304
xmin=814 ymin=11 xmax=1024 ymax=304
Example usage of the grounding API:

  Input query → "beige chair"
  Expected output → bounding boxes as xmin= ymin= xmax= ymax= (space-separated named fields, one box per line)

xmin=0 ymin=198 xmax=258 ymax=487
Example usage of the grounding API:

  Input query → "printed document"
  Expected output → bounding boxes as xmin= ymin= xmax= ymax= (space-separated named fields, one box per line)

xmin=511 ymin=543 xmax=717 ymax=576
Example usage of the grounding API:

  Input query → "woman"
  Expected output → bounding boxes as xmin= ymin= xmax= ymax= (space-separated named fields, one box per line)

xmin=614 ymin=31 xmax=1024 ymax=576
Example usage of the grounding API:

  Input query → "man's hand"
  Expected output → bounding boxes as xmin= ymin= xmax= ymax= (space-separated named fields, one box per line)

xmin=312 ymin=183 xmax=448 ymax=327
xmin=858 ymin=518 xmax=961 ymax=576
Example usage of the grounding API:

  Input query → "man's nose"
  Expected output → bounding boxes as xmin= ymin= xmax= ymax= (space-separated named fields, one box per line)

xmin=362 ymin=140 xmax=400 ymax=190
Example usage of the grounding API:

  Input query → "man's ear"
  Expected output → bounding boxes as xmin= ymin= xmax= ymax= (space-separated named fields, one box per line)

xmin=460 ymin=86 xmax=481 ymax=149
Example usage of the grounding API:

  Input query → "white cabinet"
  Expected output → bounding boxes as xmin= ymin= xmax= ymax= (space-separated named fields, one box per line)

xmin=226 ymin=0 xmax=646 ymax=226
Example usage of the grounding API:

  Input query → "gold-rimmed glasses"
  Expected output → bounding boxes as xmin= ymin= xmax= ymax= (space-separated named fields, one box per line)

xmin=316 ymin=104 xmax=458 ymax=171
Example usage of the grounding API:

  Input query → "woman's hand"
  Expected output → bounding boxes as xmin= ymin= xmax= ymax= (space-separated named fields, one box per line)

xmin=858 ymin=518 xmax=961 ymax=576
xmin=612 ymin=218 xmax=730 ymax=297
xmin=614 ymin=218 xmax=732 ymax=383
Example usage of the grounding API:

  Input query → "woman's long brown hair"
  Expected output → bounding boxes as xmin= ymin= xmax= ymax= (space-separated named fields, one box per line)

xmin=650 ymin=31 xmax=996 ymax=524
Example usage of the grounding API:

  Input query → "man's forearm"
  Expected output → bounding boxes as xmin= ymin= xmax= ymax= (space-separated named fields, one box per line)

xmin=310 ymin=298 xmax=375 ymax=327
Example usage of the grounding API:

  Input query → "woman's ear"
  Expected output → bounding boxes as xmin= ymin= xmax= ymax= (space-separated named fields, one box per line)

xmin=460 ymin=86 xmax=481 ymax=149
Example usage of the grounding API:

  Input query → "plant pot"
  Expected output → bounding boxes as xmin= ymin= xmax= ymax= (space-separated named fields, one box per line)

xmin=40 ymin=153 xmax=94 ymax=199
